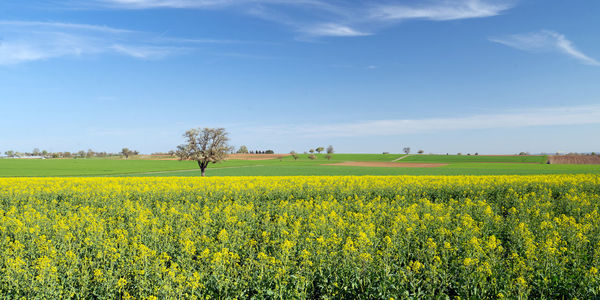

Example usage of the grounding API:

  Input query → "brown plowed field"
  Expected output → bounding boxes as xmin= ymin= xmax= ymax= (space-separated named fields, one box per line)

xmin=548 ymin=155 xmax=600 ymax=164
xmin=323 ymin=162 xmax=447 ymax=168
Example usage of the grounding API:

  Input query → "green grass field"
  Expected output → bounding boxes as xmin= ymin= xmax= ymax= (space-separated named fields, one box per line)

xmin=0 ymin=154 xmax=598 ymax=176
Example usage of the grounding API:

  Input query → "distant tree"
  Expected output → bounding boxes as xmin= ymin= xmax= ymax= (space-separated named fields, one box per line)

xmin=382 ymin=152 xmax=389 ymax=155
xmin=265 ymin=150 xmax=274 ymax=154
xmin=32 ymin=148 xmax=41 ymax=156
xmin=403 ymin=147 xmax=411 ymax=154
xmin=4 ymin=150 xmax=15 ymax=157
xmin=290 ymin=151 xmax=298 ymax=160
xmin=326 ymin=145 xmax=334 ymax=154
xmin=41 ymin=150 xmax=48 ymax=157
xmin=121 ymin=148 xmax=132 ymax=159
xmin=176 ymin=127 xmax=232 ymax=177
xmin=417 ymin=149 xmax=424 ymax=154
xmin=325 ymin=154 xmax=332 ymax=160
xmin=86 ymin=149 xmax=95 ymax=158
xmin=316 ymin=147 xmax=324 ymax=154
xmin=474 ymin=152 xmax=479 ymax=156
xmin=77 ymin=150 xmax=86 ymax=158
xmin=308 ymin=154 xmax=316 ymax=160
xmin=309 ymin=149 xmax=315 ymax=154
xmin=519 ymin=152 xmax=530 ymax=156
xmin=457 ymin=153 xmax=462 ymax=156
xmin=237 ymin=145 xmax=249 ymax=154
xmin=168 ymin=150 xmax=176 ymax=157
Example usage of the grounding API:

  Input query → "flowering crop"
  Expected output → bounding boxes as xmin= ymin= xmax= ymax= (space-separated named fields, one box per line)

xmin=0 ymin=175 xmax=599 ymax=298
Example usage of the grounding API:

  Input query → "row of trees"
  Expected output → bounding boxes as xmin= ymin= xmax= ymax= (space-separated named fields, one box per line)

xmin=235 ymin=146 xmax=274 ymax=154
xmin=289 ymin=145 xmax=334 ymax=160
xmin=2 ymin=148 xmax=139 ymax=159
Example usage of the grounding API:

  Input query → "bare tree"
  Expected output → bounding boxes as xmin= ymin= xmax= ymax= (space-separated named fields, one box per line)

xmin=290 ymin=151 xmax=298 ymax=160
xmin=121 ymin=148 xmax=132 ymax=159
xmin=326 ymin=145 xmax=334 ymax=154
xmin=315 ymin=147 xmax=324 ymax=154
xmin=403 ymin=147 xmax=411 ymax=154
xmin=176 ymin=127 xmax=232 ymax=177
xmin=237 ymin=145 xmax=249 ymax=154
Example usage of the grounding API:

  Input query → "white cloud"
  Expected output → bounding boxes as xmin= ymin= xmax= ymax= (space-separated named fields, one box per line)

xmin=301 ymin=23 xmax=369 ymax=37
xmin=91 ymin=0 xmax=515 ymax=38
xmin=370 ymin=0 xmax=512 ymax=21
xmin=238 ymin=105 xmax=600 ymax=138
xmin=110 ymin=44 xmax=185 ymax=59
xmin=490 ymin=30 xmax=600 ymax=66
xmin=96 ymin=0 xmax=337 ymax=10
xmin=0 ymin=20 xmax=240 ymax=65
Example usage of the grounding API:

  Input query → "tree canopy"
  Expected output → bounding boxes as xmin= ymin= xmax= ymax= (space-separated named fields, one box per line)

xmin=176 ymin=128 xmax=232 ymax=177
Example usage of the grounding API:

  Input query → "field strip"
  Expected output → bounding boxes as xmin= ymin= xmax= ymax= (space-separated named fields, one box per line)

xmin=323 ymin=162 xmax=447 ymax=168
xmin=392 ymin=154 xmax=411 ymax=162
xmin=108 ymin=165 xmax=266 ymax=176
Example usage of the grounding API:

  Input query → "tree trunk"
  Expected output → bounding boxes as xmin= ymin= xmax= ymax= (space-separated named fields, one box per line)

xmin=198 ymin=160 xmax=206 ymax=177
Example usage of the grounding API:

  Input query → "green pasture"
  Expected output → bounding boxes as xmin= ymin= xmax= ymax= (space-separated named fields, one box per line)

xmin=400 ymin=154 xmax=547 ymax=163
xmin=0 ymin=154 xmax=598 ymax=177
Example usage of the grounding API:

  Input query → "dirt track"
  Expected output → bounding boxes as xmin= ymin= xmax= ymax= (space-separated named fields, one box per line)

xmin=323 ymin=162 xmax=447 ymax=168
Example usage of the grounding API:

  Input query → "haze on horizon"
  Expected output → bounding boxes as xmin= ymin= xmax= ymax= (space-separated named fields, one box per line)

xmin=1 ymin=0 xmax=599 ymax=155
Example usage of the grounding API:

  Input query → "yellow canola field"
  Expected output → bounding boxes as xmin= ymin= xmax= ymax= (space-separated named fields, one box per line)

xmin=0 ymin=175 xmax=599 ymax=298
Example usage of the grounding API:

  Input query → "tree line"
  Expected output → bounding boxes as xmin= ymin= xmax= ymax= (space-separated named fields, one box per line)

xmin=2 ymin=148 xmax=140 ymax=159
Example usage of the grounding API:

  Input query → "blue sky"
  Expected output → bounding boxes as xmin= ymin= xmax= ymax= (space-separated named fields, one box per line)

xmin=1 ymin=0 xmax=599 ymax=154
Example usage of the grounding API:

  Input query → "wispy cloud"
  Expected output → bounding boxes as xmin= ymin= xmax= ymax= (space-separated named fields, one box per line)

xmin=238 ymin=105 xmax=600 ymax=138
xmin=300 ymin=23 xmax=370 ymax=37
xmin=370 ymin=0 xmax=512 ymax=21
xmin=490 ymin=30 xmax=600 ymax=66
xmin=0 ymin=20 xmax=249 ymax=65
xmin=90 ymin=0 xmax=515 ymax=38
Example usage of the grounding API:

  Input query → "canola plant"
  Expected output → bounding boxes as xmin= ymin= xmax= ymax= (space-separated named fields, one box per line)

xmin=0 ymin=175 xmax=599 ymax=298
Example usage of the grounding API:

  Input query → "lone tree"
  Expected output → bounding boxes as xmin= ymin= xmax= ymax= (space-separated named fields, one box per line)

xmin=176 ymin=127 xmax=232 ymax=177
xmin=315 ymin=147 xmax=324 ymax=154
xmin=326 ymin=145 xmax=334 ymax=154
xmin=290 ymin=151 xmax=299 ymax=160
xmin=121 ymin=148 xmax=132 ymax=159
xmin=403 ymin=147 xmax=411 ymax=154
xmin=237 ymin=145 xmax=249 ymax=154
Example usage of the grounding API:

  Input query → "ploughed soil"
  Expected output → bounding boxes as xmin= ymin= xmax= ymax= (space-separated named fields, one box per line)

xmin=227 ymin=154 xmax=290 ymax=160
xmin=548 ymin=155 xmax=600 ymax=165
xmin=323 ymin=162 xmax=447 ymax=168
